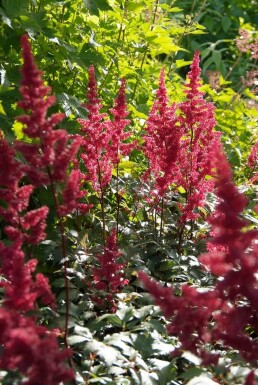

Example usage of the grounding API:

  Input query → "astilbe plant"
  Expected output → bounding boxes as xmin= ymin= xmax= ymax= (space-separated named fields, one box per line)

xmin=142 ymin=52 xmax=220 ymax=241
xmin=0 ymin=34 xmax=93 ymax=384
xmin=88 ymin=229 xmax=129 ymax=312
xmin=15 ymin=35 xmax=82 ymax=215
xmin=77 ymin=65 xmax=113 ymax=199
xmin=139 ymin=149 xmax=258 ymax=379
xmin=13 ymin=35 xmax=89 ymax=347
xmin=177 ymin=50 xmax=221 ymax=223
xmin=75 ymin=67 xmax=135 ymax=237
xmin=143 ymin=68 xmax=182 ymax=197
xmin=0 ymin=135 xmax=73 ymax=384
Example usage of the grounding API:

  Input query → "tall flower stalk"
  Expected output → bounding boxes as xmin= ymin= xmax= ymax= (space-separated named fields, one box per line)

xmin=142 ymin=68 xmax=182 ymax=235
xmin=76 ymin=67 xmax=135 ymax=239
xmin=14 ymin=35 xmax=82 ymax=347
xmin=142 ymin=53 xmax=220 ymax=241
xmin=140 ymin=149 xmax=258 ymax=367
xmin=77 ymin=65 xmax=113 ymax=239
xmin=109 ymin=78 xmax=135 ymax=234
xmin=248 ymin=140 xmax=258 ymax=183
xmin=177 ymin=51 xmax=220 ymax=236
xmin=88 ymin=229 xmax=129 ymax=313
xmin=0 ymin=134 xmax=73 ymax=383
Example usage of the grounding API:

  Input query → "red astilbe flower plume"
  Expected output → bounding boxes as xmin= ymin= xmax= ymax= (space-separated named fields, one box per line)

xmin=15 ymin=35 xmax=82 ymax=216
xmin=177 ymin=50 xmax=221 ymax=222
xmin=140 ymin=149 xmax=258 ymax=366
xmin=77 ymin=68 xmax=136 ymax=196
xmin=109 ymin=78 xmax=135 ymax=164
xmin=0 ymin=134 xmax=73 ymax=384
xmin=143 ymin=68 xmax=182 ymax=197
xmin=0 ymin=309 xmax=73 ymax=385
xmin=74 ymin=69 xmax=136 ymax=230
xmin=0 ymin=36 xmax=74 ymax=384
xmin=138 ymin=271 xmax=221 ymax=362
xmin=0 ymin=136 xmax=53 ymax=310
xmin=89 ymin=229 xmax=129 ymax=312
xmin=77 ymin=65 xmax=113 ymax=196
xmin=200 ymin=151 xmax=258 ymax=364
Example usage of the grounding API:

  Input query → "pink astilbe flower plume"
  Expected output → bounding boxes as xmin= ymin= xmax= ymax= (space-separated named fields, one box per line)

xmin=140 ymin=149 xmax=258 ymax=366
xmin=177 ymin=50 xmax=221 ymax=222
xmin=143 ymin=68 xmax=182 ymax=196
xmin=75 ymin=68 xmax=136 ymax=235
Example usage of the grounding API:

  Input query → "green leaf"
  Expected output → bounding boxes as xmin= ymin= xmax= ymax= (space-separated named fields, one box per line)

xmin=94 ymin=313 xmax=123 ymax=328
xmin=86 ymin=340 xmax=123 ymax=366
xmin=68 ymin=335 xmax=91 ymax=345
xmin=212 ymin=50 xmax=222 ymax=69
xmin=2 ymin=0 xmax=30 ymax=17
xmin=83 ymin=0 xmax=112 ymax=15
xmin=176 ymin=60 xmax=192 ymax=68
xmin=221 ymin=15 xmax=232 ymax=32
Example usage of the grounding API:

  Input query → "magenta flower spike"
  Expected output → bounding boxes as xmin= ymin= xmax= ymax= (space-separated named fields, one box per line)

xmin=0 ymin=136 xmax=73 ymax=384
xmin=0 ymin=36 xmax=75 ymax=384
xmin=15 ymin=35 xmax=82 ymax=216
xmin=248 ymin=140 xmax=258 ymax=182
xmin=90 ymin=229 xmax=129 ymax=312
xmin=177 ymin=50 xmax=221 ymax=222
xmin=140 ymin=149 xmax=258 ymax=365
xmin=109 ymin=78 xmax=135 ymax=164
xmin=143 ymin=68 xmax=182 ymax=196
xmin=77 ymin=65 xmax=113 ymax=195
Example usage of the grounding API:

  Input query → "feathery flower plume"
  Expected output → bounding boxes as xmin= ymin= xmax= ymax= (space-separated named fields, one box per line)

xmin=0 ymin=309 xmax=73 ymax=385
xmin=109 ymin=78 xmax=135 ymax=164
xmin=77 ymin=65 xmax=113 ymax=196
xmin=15 ymin=35 xmax=82 ymax=216
xmin=89 ymin=229 xmax=129 ymax=312
xmin=77 ymin=68 xmax=135 ymax=192
xmin=143 ymin=68 xmax=182 ymax=196
xmin=76 ymin=69 xmax=136 ymax=236
xmin=0 ymin=35 xmax=75 ymax=384
xmin=140 ymin=149 xmax=258 ymax=365
xmin=177 ymin=50 xmax=220 ymax=222
xmin=0 ymin=134 xmax=73 ymax=384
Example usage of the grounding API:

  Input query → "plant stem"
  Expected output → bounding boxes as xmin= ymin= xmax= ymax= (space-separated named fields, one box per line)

xmin=116 ymin=161 xmax=120 ymax=236
xmin=47 ymin=169 xmax=70 ymax=348
xmin=99 ymin=190 xmax=107 ymax=241
xmin=97 ymin=159 xmax=107 ymax=240
xmin=160 ymin=197 xmax=164 ymax=237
